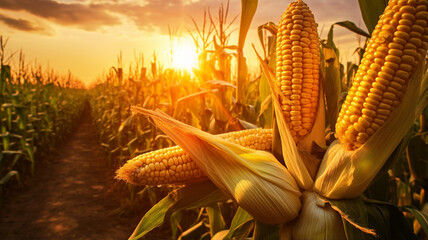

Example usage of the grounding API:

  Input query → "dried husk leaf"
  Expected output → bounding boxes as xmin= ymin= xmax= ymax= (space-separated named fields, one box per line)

xmin=133 ymin=107 xmax=301 ymax=224
xmin=291 ymin=191 xmax=345 ymax=240
xmin=296 ymin=80 xmax=326 ymax=180
xmin=297 ymin=76 xmax=326 ymax=153
xmin=255 ymin=45 xmax=315 ymax=190
xmin=314 ymin=63 xmax=426 ymax=199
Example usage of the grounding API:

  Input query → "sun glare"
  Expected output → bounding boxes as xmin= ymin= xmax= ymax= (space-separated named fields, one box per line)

xmin=171 ymin=45 xmax=197 ymax=71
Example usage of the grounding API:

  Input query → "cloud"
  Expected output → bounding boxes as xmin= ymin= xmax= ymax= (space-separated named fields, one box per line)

xmin=105 ymin=0 xmax=240 ymax=33
xmin=0 ymin=0 xmax=240 ymax=34
xmin=0 ymin=0 xmax=366 ymax=38
xmin=0 ymin=0 xmax=122 ymax=31
xmin=0 ymin=13 xmax=53 ymax=34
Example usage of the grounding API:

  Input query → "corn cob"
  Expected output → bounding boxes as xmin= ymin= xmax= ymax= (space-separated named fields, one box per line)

xmin=117 ymin=128 xmax=273 ymax=186
xmin=276 ymin=0 xmax=320 ymax=143
xmin=336 ymin=0 xmax=428 ymax=150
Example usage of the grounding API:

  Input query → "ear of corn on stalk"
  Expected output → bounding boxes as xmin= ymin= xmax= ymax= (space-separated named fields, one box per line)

xmin=276 ymin=0 xmax=321 ymax=144
xmin=315 ymin=0 xmax=428 ymax=199
xmin=117 ymin=128 xmax=273 ymax=186
xmin=131 ymin=107 xmax=301 ymax=225
xmin=336 ymin=0 xmax=428 ymax=150
xmin=256 ymin=0 xmax=324 ymax=190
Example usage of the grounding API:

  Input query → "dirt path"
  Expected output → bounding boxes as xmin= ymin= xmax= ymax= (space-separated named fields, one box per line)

xmin=0 ymin=109 xmax=143 ymax=240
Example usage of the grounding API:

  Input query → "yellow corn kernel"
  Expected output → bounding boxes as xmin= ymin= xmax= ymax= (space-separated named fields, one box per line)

xmin=276 ymin=0 xmax=320 ymax=143
xmin=336 ymin=0 xmax=428 ymax=150
xmin=116 ymin=128 xmax=274 ymax=186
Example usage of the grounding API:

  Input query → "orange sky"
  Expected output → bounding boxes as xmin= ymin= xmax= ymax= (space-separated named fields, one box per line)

xmin=0 ymin=0 xmax=366 ymax=85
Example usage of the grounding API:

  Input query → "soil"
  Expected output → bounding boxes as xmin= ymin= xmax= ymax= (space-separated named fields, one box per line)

xmin=0 ymin=108 xmax=163 ymax=240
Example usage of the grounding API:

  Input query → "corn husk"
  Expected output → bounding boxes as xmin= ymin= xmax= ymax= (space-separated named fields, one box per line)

xmin=280 ymin=191 xmax=345 ymax=240
xmin=255 ymin=46 xmax=325 ymax=190
xmin=314 ymin=63 xmax=426 ymax=199
xmin=132 ymin=107 xmax=301 ymax=224
xmin=291 ymin=191 xmax=345 ymax=240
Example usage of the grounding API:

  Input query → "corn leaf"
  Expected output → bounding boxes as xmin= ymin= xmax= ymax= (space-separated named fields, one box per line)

xmin=322 ymin=45 xmax=341 ymax=132
xmin=402 ymin=206 xmax=428 ymax=236
xmin=206 ymin=204 xmax=226 ymax=237
xmin=212 ymin=230 xmax=230 ymax=240
xmin=257 ymin=95 xmax=272 ymax=129
xmin=327 ymin=197 xmax=374 ymax=239
xmin=358 ymin=0 xmax=387 ymax=34
xmin=334 ymin=21 xmax=370 ymax=38
xmin=237 ymin=0 xmax=258 ymax=104
xmin=364 ymin=200 xmax=418 ymax=240
xmin=0 ymin=170 xmax=20 ymax=185
xmin=407 ymin=133 xmax=428 ymax=180
xmin=330 ymin=198 xmax=418 ymax=240
xmin=118 ymin=114 xmax=134 ymax=134
xmin=170 ymin=211 xmax=183 ymax=240
xmin=129 ymin=181 xmax=228 ymax=240
xmin=257 ymin=39 xmax=275 ymax=129
xmin=178 ymin=220 xmax=209 ymax=240
xmin=238 ymin=0 xmax=258 ymax=49
xmin=252 ymin=221 xmax=279 ymax=240
xmin=224 ymin=207 xmax=254 ymax=240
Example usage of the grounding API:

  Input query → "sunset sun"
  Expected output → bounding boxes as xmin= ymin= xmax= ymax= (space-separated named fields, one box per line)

xmin=171 ymin=45 xmax=197 ymax=71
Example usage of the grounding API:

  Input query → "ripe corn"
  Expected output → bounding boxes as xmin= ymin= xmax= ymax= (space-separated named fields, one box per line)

xmin=336 ymin=0 xmax=428 ymax=150
xmin=276 ymin=0 xmax=320 ymax=143
xmin=117 ymin=128 xmax=273 ymax=186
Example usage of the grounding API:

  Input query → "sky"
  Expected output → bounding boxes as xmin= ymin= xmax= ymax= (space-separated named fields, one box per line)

xmin=0 ymin=0 xmax=367 ymax=85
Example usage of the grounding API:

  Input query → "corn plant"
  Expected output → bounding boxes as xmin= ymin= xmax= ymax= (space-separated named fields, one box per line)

xmin=0 ymin=37 xmax=87 ymax=203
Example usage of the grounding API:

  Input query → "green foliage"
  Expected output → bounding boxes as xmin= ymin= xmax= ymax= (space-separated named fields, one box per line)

xmin=358 ymin=0 xmax=388 ymax=34
xmin=0 ymin=38 xmax=87 ymax=201
xmin=129 ymin=182 xmax=228 ymax=240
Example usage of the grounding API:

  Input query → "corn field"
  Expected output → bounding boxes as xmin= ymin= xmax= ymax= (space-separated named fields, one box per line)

xmin=0 ymin=37 xmax=87 ymax=203
xmin=1 ymin=0 xmax=428 ymax=239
